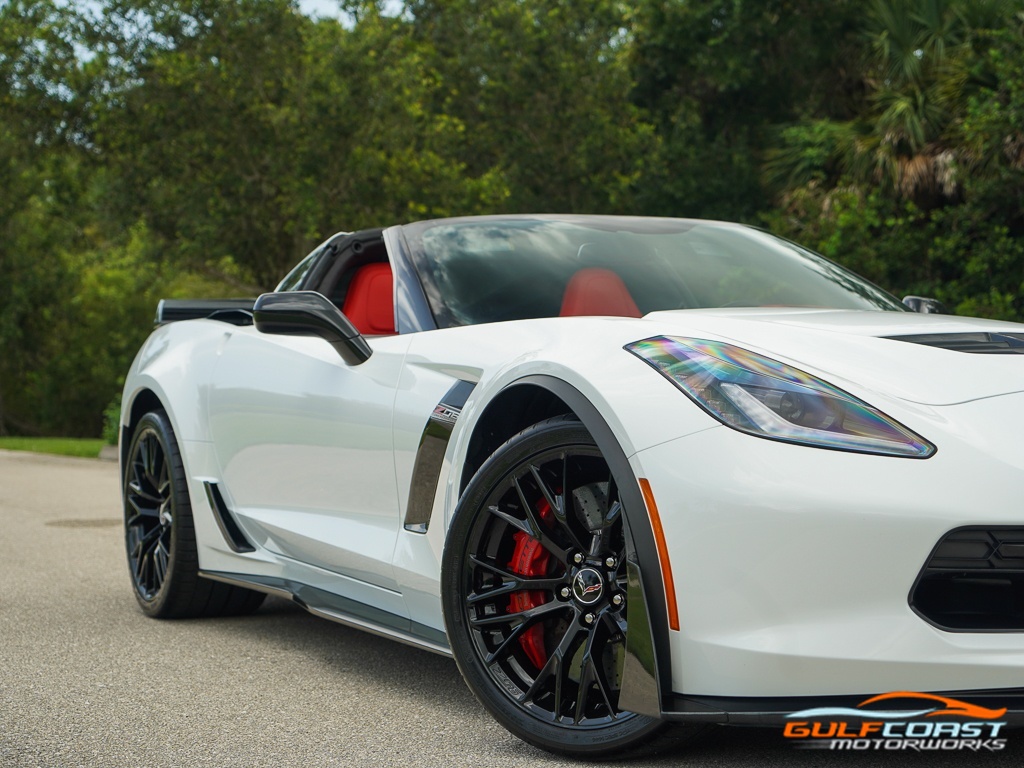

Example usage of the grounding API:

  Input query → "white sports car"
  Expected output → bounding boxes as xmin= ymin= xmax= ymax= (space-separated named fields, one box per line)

xmin=120 ymin=215 xmax=1024 ymax=757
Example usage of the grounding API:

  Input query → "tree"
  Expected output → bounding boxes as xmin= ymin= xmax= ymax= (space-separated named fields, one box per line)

xmin=629 ymin=0 xmax=865 ymax=220
xmin=767 ymin=0 xmax=1024 ymax=203
xmin=403 ymin=0 xmax=654 ymax=214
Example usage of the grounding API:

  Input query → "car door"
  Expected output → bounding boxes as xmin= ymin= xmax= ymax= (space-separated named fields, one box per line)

xmin=207 ymin=324 xmax=412 ymax=598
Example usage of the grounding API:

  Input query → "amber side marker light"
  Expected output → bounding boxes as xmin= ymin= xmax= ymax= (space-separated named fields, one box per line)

xmin=638 ymin=478 xmax=680 ymax=631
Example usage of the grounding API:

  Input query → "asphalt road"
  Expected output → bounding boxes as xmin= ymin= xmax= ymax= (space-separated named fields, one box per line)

xmin=1 ymin=448 xmax=1021 ymax=768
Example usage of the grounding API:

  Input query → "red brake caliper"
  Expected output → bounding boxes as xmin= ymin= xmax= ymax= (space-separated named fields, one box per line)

xmin=507 ymin=498 xmax=554 ymax=669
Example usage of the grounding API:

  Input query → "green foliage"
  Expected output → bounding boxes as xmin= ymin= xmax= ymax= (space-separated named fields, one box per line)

xmin=3 ymin=0 xmax=1024 ymax=437
xmin=0 ymin=437 xmax=106 ymax=458
xmin=629 ymin=0 xmax=865 ymax=220
xmin=404 ymin=0 xmax=653 ymax=213
xmin=762 ymin=186 xmax=1024 ymax=321
xmin=761 ymin=0 xmax=1024 ymax=323
xmin=102 ymin=394 xmax=122 ymax=446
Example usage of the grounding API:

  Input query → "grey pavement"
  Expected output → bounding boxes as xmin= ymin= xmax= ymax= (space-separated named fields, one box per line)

xmin=0 ymin=448 xmax=1020 ymax=767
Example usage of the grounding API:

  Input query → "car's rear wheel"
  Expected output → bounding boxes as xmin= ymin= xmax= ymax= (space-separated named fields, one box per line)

xmin=124 ymin=409 xmax=265 ymax=618
xmin=442 ymin=416 xmax=699 ymax=757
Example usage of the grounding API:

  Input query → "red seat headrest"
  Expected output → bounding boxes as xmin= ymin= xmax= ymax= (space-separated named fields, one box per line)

xmin=559 ymin=267 xmax=641 ymax=318
xmin=342 ymin=263 xmax=395 ymax=335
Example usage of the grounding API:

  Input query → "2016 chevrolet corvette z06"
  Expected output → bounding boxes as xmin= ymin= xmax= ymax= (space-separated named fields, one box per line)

xmin=119 ymin=215 xmax=1024 ymax=757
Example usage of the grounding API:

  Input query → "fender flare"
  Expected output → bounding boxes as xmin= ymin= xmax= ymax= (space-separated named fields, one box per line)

xmin=498 ymin=374 xmax=669 ymax=717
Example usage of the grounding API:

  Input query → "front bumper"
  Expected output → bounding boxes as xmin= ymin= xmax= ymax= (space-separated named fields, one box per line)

xmin=631 ymin=390 xmax=1024 ymax=701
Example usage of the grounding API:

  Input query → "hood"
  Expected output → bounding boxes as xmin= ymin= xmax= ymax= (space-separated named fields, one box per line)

xmin=641 ymin=308 xmax=1024 ymax=406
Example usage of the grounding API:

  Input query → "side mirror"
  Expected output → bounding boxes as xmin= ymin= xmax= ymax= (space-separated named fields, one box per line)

xmin=902 ymin=295 xmax=948 ymax=314
xmin=253 ymin=291 xmax=372 ymax=365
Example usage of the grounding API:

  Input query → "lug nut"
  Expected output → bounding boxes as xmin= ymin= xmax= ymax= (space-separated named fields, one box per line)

xmin=612 ymin=594 xmax=624 ymax=606
xmin=573 ymin=552 xmax=584 ymax=565
xmin=559 ymin=586 xmax=571 ymax=599
xmin=605 ymin=556 xmax=617 ymax=568
xmin=584 ymin=613 xmax=595 ymax=624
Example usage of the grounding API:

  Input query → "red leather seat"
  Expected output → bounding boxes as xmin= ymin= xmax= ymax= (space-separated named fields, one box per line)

xmin=342 ymin=263 xmax=396 ymax=335
xmin=559 ymin=268 xmax=641 ymax=318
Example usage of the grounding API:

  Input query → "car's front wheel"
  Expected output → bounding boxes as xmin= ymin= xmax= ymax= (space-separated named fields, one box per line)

xmin=123 ymin=409 xmax=265 ymax=618
xmin=442 ymin=415 xmax=698 ymax=757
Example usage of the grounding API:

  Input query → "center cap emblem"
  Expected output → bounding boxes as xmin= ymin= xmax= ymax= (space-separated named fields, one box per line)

xmin=572 ymin=568 xmax=604 ymax=605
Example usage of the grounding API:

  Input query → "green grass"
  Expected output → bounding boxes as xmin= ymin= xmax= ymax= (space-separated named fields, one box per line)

xmin=0 ymin=437 xmax=106 ymax=458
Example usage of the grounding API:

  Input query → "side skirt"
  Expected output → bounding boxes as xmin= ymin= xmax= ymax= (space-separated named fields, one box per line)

xmin=199 ymin=569 xmax=451 ymax=658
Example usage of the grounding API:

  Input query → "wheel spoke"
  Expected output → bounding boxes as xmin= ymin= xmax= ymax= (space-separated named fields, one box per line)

xmin=484 ymin=603 xmax=569 ymax=665
xmin=586 ymin=494 xmax=622 ymax=556
xmin=573 ymin=653 xmax=597 ymax=723
xmin=128 ymin=478 xmax=161 ymax=504
xmin=142 ymin=437 xmax=163 ymax=491
xmin=134 ymin=546 xmax=149 ymax=586
xmin=605 ymin=498 xmax=622 ymax=528
xmin=534 ymin=461 xmax=589 ymax=554
xmin=601 ymin=607 xmax=627 ymax=638
xmin=157 ymin=460 xmax=170 ymax=497
xmin=590 ymin=653 xmax=619 ymax=719
xmin=469 ymin=598 xmax=566 ymax=628
xmin=552 ymin=622 xmax=587 ymax=719
xmin=521 ymin=619 xmax=585 ymax=708
xmin=523 ymin=649 xmax=561 ymax=706
xmin=153 ymin=542 xmax=168 ymax=586
xmin=529 ymin=463 xmax=561 ymax=517
xmin=512 ymin=478 xmax=569 ymax=562
xmin=572 ymin=617 xmax=618 ymax=723
xmin=139 ymin=438 xmax=153 ymax=484
xmin=487 ymin=501 xmax=568 ymax=564
xmin=126 ymin=495 xmax=159 ymax=522
xmin=467 ymin=556 xmax=563 ymax=604
xmin=131 ymin=523 xmax=162 ymax=560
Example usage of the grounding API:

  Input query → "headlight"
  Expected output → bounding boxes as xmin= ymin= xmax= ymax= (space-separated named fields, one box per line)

xmin=626 ymin=336 xmax=935 ymax=458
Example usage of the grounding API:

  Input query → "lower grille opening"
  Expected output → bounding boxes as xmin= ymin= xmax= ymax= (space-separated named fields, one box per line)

xmin=911 ymin=527 xmax=1024 ymax=632
xmin=913 ymin=573 xmax=1024 ymax=631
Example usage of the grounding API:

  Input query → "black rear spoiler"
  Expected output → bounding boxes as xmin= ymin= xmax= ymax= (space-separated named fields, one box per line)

xmin=154 ymin=298 xmax=257 ymax=327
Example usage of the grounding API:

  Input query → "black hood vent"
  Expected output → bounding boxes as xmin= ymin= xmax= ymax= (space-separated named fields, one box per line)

xmin=886 ymin=332 xmax=1024 ymax=354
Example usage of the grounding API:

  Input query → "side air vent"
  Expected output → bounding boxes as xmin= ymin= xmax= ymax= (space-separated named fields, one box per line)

xmin=404 ymin=380 xmax=476 ymax=533
xmin=911 ymin=527 xmax=1024 ymax=631
xmin=204 ymin=482 xmax=256 ymax=553
xmin=886 ymin=332 xmax=1024 ymax=354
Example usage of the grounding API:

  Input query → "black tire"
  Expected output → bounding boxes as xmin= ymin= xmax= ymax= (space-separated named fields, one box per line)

xmin=123 ymin=409 xmax=265 ymax=618
xmin=442 ymin=415 xmax=702 ymax=758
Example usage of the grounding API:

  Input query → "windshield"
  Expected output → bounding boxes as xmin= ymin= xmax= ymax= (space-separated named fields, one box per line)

xmin=275 ymin=247 xmax=320 ymax=292
xmin=402 ymin=216 xmax=907 ymax=327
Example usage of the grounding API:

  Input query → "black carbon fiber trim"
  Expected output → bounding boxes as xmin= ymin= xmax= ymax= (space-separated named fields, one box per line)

xmin=404 ymin=380 xmax=477 ymax=533
xmin=200 ymin=570 xmax=451 ymax=656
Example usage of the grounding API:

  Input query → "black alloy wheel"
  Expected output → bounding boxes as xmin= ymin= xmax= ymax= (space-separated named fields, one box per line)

xmin=125 ymin=418 xmax=174 ymax=601
xmin=123 ymin=409 xmax=265 ymax=618
xmin=443 ymin=416 xmax=682 ymax=757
